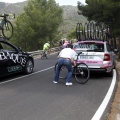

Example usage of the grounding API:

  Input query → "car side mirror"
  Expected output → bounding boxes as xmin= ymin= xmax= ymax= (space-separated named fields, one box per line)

xmin=18 ymin=47 xmax=22 ymax=52
xmin=113 ymin=48 xmax=119 ymax=53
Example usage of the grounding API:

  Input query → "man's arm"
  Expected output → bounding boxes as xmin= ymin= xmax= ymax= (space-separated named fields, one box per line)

xmin=71 ymin=58 xmax=76 ymax=67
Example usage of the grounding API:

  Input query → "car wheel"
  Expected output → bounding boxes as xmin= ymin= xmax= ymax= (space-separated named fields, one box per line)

xmin=113 ymin=62 xmax=116 ymax=69
xmin=24 ymin=59 xmax=34 ymax=74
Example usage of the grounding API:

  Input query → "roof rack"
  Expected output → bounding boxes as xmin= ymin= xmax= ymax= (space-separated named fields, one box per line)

xmin=76 ymin=22 xmax=110 ymax=42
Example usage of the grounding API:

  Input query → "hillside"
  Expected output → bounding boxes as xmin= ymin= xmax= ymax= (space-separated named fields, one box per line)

xmin=61 ymin=5 xmax=87 ymax=37
xmin=0 ymin=2 xmax=28 ymax=16
xmin=0 ymin=1 xmax=87 ymax=38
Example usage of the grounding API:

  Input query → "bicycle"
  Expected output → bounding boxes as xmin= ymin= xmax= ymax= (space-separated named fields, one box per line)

xmin=41 ymin=50 xmax=50 ymax=60
xmin=0 ymin=13 xmax=15 ymax=40
xmin=54 ymin=52 xmax=90 ymax=84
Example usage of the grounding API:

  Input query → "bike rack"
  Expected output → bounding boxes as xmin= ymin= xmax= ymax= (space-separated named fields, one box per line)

xmin=76 ymin=22 xmax=110 ymax=42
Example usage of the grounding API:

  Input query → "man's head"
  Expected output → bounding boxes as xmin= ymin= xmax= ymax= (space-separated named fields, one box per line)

xmin=67 ymin=44 xmax=73 ymax=49
xmin=47 ymin=41 xmax=50 ymax=44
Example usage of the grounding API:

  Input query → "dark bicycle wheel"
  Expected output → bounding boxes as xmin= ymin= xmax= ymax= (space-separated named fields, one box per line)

xmin=84 ymin=23 xmax=88 ymax=39
xmin=90 ymin=22 xmax=95 ymax=39
xmin=41 ymin=52 xmax=45 ymax=60
xmin=2 ymin=20 xmax=13 ymax=40
xmin=87 ymin=22 xmax=91 ymax=39
xmin=94 ymin=24 xmax=99 ymax=40
xmin=46 ymin=51 xmax=50 ymax=59
xmin=101 ymin=23 xmax=107 ymax=41
xmin=76 ymin=23 xmax=83 ymax=41
xmin=54 ymin=62 xmax=67 ymax=79
xmin=76 ymin=23 xmax=80 ymax=40
xmin=74 ymin=63 xmax=90 ymax=84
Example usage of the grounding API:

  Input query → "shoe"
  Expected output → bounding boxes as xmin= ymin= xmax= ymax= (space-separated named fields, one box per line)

xmin=53 ymin=81 xmax=58 ymax=84
xmin=65 ymin=82 xmax=73 ymax=86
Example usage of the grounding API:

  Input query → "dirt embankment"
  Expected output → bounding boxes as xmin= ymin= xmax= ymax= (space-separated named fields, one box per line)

xmin=107 ymin=61 xmax=120 ymax=120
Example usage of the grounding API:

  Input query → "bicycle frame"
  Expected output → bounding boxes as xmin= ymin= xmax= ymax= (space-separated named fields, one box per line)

xmin=41 ymin=49 xmax=50 ymax=59
xmin=0 ymin=14 xmax=9 ymax=26
xmin=0 ymin=18 xmax=5 ymax=29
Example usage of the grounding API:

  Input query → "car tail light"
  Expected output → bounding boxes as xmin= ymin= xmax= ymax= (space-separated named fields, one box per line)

xmin=104 ymin=54 xmax=110 ymax=61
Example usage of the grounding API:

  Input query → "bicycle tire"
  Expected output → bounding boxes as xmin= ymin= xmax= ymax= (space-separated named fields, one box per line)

xmin=87 ymin=22 xmax=91 ymax=39
xmin=99 ymin=23 xmax=104 ymax=40
xmin=94 ymin=24 xmax=99 ymax=40
xmin=74 ymin=63 xmax=90 ymax=84
xmin=54 ymin=62 xmax=67 ymax=79
xmin=84 ymin=23 xmax=88 ymax=39
xmin=46 ymin=51 xmax=50 ymax=59
xmin=2 ymin=20 xmax=13 ymax=40
xmin=90 ymin=22 xmax=95 ymax=39
xmin=41 ymin=52 xmax=44 ymax=60
xmin=76 ymin=23 xmax=83 ymax=41
xmin=76 ymin=23 xmax=80 ymax=40
xmin=78 ymin=23 xmax=83 ymax=40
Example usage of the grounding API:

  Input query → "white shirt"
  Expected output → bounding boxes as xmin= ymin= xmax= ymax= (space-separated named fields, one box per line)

xmin=59 ymin=48 xmax=77 ymax=59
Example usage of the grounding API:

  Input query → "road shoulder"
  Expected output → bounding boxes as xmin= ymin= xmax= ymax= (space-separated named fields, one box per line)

xmin=107 ymin=61 xmax=120 ymax=120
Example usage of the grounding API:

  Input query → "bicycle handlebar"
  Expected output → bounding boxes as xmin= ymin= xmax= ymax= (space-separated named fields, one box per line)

xmin=0 ymin=13 xmax=15 ymax=19
xmin=74 ymin=52 xmax=82 ymax=61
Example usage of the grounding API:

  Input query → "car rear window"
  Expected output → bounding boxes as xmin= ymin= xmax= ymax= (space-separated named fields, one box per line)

xmin=78 ymin=43 xmax=104 ymax=52
xmin=74 ymin=44 xmax=80 ymax=49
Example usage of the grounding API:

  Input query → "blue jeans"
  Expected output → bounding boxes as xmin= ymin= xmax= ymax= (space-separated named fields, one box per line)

xmin=54 ymin=58 xmax=73 ymax=83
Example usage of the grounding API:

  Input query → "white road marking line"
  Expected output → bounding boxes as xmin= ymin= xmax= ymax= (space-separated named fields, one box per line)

xmin=91 ymin=69 xmax=117 ymax=120
xmin=0 ymin=66 xmax=54 ymax=85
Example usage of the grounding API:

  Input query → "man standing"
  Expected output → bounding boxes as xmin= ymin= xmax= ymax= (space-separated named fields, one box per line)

xmin=53 ymin=44 xmax=77 ymax=86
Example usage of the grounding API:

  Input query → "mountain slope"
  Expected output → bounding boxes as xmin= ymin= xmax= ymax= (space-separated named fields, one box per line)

xmin=0 ymin=2 xmax=87 ymax=37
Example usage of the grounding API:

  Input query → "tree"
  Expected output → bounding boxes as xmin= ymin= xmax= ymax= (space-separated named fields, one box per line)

xmin=11 ymin=0 xmax=63 ymax=51
xmin=77 ymin=0 xmax=120 ymax=57
xmin=77 ymin=0 xmax=120 ymax=36
xmin=67 ymin=29 xmax=76 ymax=40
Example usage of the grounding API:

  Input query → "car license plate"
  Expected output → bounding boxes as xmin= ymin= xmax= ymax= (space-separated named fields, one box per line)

xmin=79 ymin=56 xmax=94 ymax=59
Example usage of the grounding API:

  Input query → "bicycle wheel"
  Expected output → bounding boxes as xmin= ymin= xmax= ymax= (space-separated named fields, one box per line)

xmin=84 ymin=23 xmax=88 ymax=39
xmin=46 ymin=51 xmax=50 ymax=59
xmin=2 ymin=20 xmax=13 ymax=40
xmin=54 ymin=62 xmax=67 ymax=79
xmin=87 ymin=22 xmax=91 ymax=39
xmin=74 ymin=63 xmax=90 ymax=84
xmin=90 ymin=22 xmax=95 ymax=39
xmin=41 ymin=52 xmax=44 ymax=60
xmin=76 ymin=23 xmax=80 ymax=40
xmin=94 ymin=24 xmax=99 ymax=40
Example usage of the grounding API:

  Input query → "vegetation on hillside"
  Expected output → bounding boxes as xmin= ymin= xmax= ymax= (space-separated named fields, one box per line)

xmin=0 ymin=1 xmax=87 ymax=51
xmin=10 ymin=0 xmax=63 ymax=51
xmin=0 ymin=1 xmax=87 ymax=45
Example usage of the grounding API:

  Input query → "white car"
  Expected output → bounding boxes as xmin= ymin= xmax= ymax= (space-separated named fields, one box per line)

xmin=73 ymin=40 xmax=118 ymax=77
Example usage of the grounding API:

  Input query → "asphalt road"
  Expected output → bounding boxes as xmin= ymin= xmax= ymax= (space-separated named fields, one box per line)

xmin=0 ymin=54 xmax=116 ymax=120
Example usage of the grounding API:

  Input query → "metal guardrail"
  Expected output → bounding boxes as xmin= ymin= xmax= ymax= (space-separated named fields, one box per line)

xmin=27 ymin=47 xmax=60 ymax=57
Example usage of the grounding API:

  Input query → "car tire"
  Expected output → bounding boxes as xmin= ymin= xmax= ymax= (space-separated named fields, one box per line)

xmin=113 ymin=62 xmax=116 ymax=69
xmin=24 ymin=59 xmax=34 ymax=74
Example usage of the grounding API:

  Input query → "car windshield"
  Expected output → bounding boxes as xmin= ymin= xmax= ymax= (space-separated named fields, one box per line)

xmin=76 ymin=42 xmax=104 ymax=52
